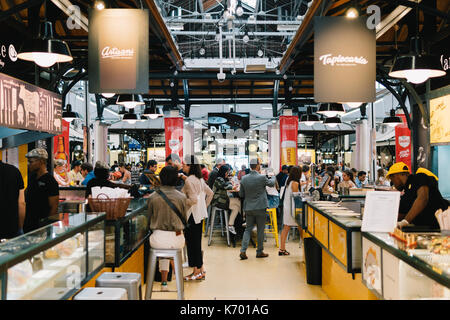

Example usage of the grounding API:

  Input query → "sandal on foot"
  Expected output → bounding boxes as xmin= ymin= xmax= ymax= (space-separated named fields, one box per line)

xmin=278 ymin=249 xmax=290 ymax=256
xmin=184 ymin=273 xmax=203 ymax=281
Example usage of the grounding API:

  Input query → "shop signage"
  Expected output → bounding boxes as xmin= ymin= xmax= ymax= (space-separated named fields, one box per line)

xmin=395 ymin=114 xmax=411 ymax=170
xmin=0 ymin=72 xmax=62 ymax=134
xmin=280 ymin=116 xmax=298 ymax=168
xmin=314 ymin=17 xmax=375 ymax=103
xmin=430 ymin=94 xmax=450 ymax=145
xmin=88 ymin=9 xmax=149 ymax=94
xmin=164 ymin=117 xmax=184 ymax=159
xmin=54 ymin=119 xmax=70 ymax=172
xmin=0 ymin=43 xmax=18 ymax=69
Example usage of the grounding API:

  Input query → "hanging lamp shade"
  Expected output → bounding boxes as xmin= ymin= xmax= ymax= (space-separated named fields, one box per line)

xmin=17 ymin=22 xmax=72 ymax=68
xmin=116 ymin=94 xmax=144 ymax=109
xmin=123 ymin=111 xmax=138 ymax=124
xmin=341 ymin=102 xmax=362 ymax=109
xmin=383 ymin=109 xmax=402 ymax=127
xmin=102 ymin=93 xmax=115 ymax=98
xmin=323 ymin=117 xmax=342 ymax=128
xmin=299 ymin=113 xmax=320 ymax=126
xmin=142 ymin=99 xmax=161 ymax=119
xmin=317 ymin=103 xmax=345 ymax=117
xmin=62 ymin=104 xmax=79 ymax=122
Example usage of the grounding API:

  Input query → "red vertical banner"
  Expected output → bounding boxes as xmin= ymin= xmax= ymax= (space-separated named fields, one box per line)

xmin=279 ymin=115 xmax=298 ymax=169
xmin=53 ymin=119 xmax=70 ymax=169
xmin=164 ymin=117 xmax=184 ymax=159
xmin=395 ymin=114 xmax=411 ymax=170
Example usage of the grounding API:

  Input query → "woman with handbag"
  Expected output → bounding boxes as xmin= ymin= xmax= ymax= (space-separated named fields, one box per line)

xmin=147 ymin=166 xmax=188 ymax=291
xmin=181 ymin=155 xmax=213 ymax=281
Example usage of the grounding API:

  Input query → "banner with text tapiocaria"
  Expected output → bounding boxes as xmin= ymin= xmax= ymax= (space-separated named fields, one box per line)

xmin=165 ymin=117 xmax=184 ymax=159
xmin=395 ymin=114 xmax=411 ymax=171
xmin=88 ymin=9 xmax=149 ymax=94
xmin=279 ymin=116 xmax=298 ymax=169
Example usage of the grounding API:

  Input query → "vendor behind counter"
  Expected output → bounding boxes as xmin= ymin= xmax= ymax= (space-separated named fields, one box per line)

xmin=387 ymin=162 xmax=449 ymax=229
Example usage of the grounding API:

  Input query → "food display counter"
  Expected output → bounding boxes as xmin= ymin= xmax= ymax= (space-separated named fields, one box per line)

xmin=0 ymin=212 xmax=106 ymax=300
xmin=58 ymin=186 xmax=87 ymax=214
xmin=362 ymin=231 xmax=450 ymax=299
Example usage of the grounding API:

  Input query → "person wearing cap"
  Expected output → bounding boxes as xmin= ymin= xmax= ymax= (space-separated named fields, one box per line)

xmin=68 ymin=160 xmax=83 ymax=186
xmin=23 ymin=148 xmax=59 ymax=233
xmin=54 ymin=159 xmax=70 ymax=186
xmin=387 ymin=162 xmax=449 ymax=229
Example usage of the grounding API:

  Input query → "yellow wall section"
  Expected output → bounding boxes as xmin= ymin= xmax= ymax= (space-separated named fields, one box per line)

xmin=314 ymin=213 xmax=328 ymax=248
xmin=329 ymin=222 xmax=347 ymax=266
xmin=115 ymin=245 xmax=145 ymax=287
xmin=322 ymin=249 xmax=378 ymax=300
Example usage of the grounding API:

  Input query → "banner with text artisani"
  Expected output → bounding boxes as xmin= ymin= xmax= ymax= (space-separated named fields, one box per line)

xmin=88 ymin=9 xmax=149 ymax=94
xmin=314 ymin=17 xmax=375 ymax=103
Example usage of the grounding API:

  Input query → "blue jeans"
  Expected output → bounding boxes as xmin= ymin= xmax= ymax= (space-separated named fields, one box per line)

xmin=267 ymin=195 xmax=279 ymax=209
xmin=240 ymin=210 xmax=266 ymax=254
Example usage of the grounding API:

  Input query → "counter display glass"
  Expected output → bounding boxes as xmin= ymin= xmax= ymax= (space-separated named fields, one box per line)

xmin=0 ymin=212 xmax=105 ymax=300
xmin=362 ymin=232 xmax=450 ymax=299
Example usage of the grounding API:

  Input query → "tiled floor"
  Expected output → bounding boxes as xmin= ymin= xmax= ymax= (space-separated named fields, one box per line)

xmin=149 ymin=232 xmax=329 ymax=300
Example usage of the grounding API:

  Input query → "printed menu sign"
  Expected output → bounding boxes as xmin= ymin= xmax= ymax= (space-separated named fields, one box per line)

xmin=314 ymin=17 xmax=375 ymax=103
xmin=0 ymin=72 xmax=62 ymax=134
xmin=88 ymin=9 xmax=149 ymax=94
xmin=361 ymin=191 xmax=400 ymax=233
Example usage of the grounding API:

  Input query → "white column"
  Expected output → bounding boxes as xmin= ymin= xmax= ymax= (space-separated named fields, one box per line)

xmin=183 ymin=123 xmax=194 ymax=158
xmin=93 ymin=120 xmax=109 ymax=164
xmin=356 ymin=119 xmax=371 ymax=173
xmin=269 ymin=124 xmax=280 ymax=172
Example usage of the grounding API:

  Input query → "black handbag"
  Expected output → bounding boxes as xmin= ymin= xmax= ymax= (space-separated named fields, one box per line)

xmin=155 ymin=189 xmax=189 ymax=229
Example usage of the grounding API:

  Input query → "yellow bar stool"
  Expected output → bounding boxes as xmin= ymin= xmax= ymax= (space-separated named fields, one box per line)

xmin=264 ymin=208 xmax=279 ymax=248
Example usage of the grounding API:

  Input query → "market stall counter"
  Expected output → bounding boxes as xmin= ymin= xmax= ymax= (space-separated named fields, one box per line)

xmin=0 ymin=212 xmax=106 ymax=300
xmin=362 ymin=231 xmax=450 ymax=299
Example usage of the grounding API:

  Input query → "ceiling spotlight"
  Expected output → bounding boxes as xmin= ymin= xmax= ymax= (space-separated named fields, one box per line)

xmin=116 ymin=94 xmax=145 ymax=109
xmin=170 ymin=80 xmax=175 ymax=87
xmin=243 ymin=32 xmax=249 ymax=44
xmin=236 ymin=1 xmax=244 ymax=17
xmin=199 ymin=46 xmax=206 ymax=56
xmin=17 ymin=21 xmax=72 ymax=68
xmin=257 ymin=47 xmax=263 ymax=57
xmin=95 ymin=0 xmax=105 ymax=10
xmin=382 ymin=109 xmax=403 ymax=127
xmin=346 ymin=7 xmax=358 ymax=18
xmin=317 ymin=103 xmax=345 ymax=117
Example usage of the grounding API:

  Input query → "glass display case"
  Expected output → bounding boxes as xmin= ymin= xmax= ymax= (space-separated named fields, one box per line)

xmin=305 ymin=201 xmax=362 ymax=274
xmin=0 ymin=212 xmax=105 ymax=300
xmin=105 ymin=198 xmax=150 ymax=267
xmin=362 ymin=232 xmax=450 ymax=299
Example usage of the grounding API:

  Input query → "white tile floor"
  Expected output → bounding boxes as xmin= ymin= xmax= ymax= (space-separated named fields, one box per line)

xmin=149 ymin=233 xmax=329 ymax=300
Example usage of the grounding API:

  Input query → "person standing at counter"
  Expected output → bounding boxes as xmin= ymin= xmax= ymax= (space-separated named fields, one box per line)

xmin=147 ymin=166 xmax=187 ymax=291
xmin=139 ymin=160 xmax=160 ymax=189
xmin=80 ymin=163 xmax=95 ymax=186
xmin=23 ymin=148 xmax=59 ymax=233
xmin=0 ymin=160 xmax=25 ymax=239
xmin=387 ymin=162 xmax=449 ymax=229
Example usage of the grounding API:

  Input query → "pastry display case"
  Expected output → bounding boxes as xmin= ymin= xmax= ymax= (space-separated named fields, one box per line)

xmin=105 ymin=197 xmax=150 ymax=268
xmin=0 ymin=212 xmax=105 ymax=300
xmin=362 ymin=231 xmax=450 ymax=299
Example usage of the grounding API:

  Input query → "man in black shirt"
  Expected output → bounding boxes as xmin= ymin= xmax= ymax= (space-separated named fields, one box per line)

xmin=207 ymin=158 xmax=225 ymax=190
xmin=387 ymin=162 xmax=449 ymax=229
xmin=0 ymin=161 xmax=25 ymax=239
xmin=276 ymin=165 xmax=289 ymax=188
xmin=23 ymin=148 xmax=59 ymax=233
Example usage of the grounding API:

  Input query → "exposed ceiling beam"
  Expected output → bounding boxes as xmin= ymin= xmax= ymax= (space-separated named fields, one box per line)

xmin=148 ymin=72 xmax=313 ymax=80
xmin=376 ymin=0 xmax=422 ymax=39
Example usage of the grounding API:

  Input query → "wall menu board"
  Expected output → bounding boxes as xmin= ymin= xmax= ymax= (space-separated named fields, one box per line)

xmin=0 ymin=72 xmax=62 ymax=135
xmin=430 ymin=94 xmax=450 ymax=145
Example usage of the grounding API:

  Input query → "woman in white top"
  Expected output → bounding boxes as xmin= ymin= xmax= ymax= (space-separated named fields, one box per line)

xmin=181 ymin=155 xmax=213 ymax=281
xmin=279 ymin=166 xmax=302 ymax=256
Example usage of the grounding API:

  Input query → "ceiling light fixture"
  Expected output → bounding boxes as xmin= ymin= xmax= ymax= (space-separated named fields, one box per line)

xmin=324 ymin=117 xmax=342 ymax=128
xmin=257 ymin=46 xmax=264 ymax=57
xmin=346 ymin=7 xmax=359 ymax=18
xmin=342 ymin=102 xmax=363 ymax=109
xmin=300 ymin=106 xmax=321 ymax=126
xmin=317 ymin=103 xmax=346 ymax=117
xmin=142 ymin=99 xmax=161 ymax=119
xmin=382 ymin=109 xmax=403 ymax=127
xmin=236 ymin=1 xmax=244 ymax=17
xmin=102 ymin=93 xmax=115 ymax=98
xmin=18 ymin=21 xmax=73 ymax=68
xmin=95 ymin=0 xmax=105 ymax=10
xmin=62 ymin=104 xmax=79 ymax=122
xmin=123 ymin=110 xmax=138 ymax=124
xmin=116 ymin=94 xmax=144 ymax=109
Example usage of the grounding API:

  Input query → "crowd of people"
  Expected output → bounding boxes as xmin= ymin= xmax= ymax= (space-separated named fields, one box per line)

xmin=2 ymin=148 xmax=448 ymax=293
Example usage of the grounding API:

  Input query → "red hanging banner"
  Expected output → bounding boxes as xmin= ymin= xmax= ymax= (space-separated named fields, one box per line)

xmin=53 ymin=119 xmax=70 ymax=166
xmin=395 ymin=114 xmax=411 ymax=170
xmin=164 ymin=117 xmax=184 ymax=159
xmin=279 ymin=116 xmax=298 ymax=169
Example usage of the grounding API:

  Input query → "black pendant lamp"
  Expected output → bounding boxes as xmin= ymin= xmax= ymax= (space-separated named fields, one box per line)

xmin=123 ymin=109 xmax=138 ymax=124
xmin=62 ymin=104 xmax=79 ymax=122
xmin=142 ymin=99 xmax=161 ymax=119
xmin=18 ymin=22 xmax=73 ymax=68
xmin=116 ymin=94 xmax=144 ymax=109
xmin=300 ymin=106 xmax=321 ymax=126
xmin=317 ymin=103 xmax=345 ymax=118
xmin=323 ymin=117 xmax=342 ymax=128
xmin=382 ymin=109 xmax=402 ymax=127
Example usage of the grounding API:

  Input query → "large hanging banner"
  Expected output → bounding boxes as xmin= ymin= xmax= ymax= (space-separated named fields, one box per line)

xmin=280 ymin=116 xmax=298 ymax=168
xmin=314 ymin=17 xmax=375 ymax=103
xmin=53 ymin=119 xmax=70 ymax=171
xmin=164 ymin=117 xmax=184 ymax=159
xmin=0 ymin=72 xmax=62 ymax=134
xmin=88 ymin=9 xmax=149 ymax=93
xmin=395 ymin=114 xmax=412 ymax=171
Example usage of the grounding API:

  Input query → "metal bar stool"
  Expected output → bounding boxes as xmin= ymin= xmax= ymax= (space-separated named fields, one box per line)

xmin=145 ymin=248 xmax=184 ymax=300
xmin=96 ymin=272 xmax=141 ymax=300
xmin=265 ymin=208 xmax=279 ymax=248
xmin=74 ymin=287 xmax=128 ymax=300
xmin=208 ymin=207 xmax=230 ymax=246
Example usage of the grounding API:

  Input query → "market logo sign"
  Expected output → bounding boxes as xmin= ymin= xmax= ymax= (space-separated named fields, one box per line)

xmin=88 ymin=9 xmax=149 ymax=94
xmin=0 ymin=44 xmax=18 ymax=68
xmin=314 ymin=17 xmax=375 ymax=103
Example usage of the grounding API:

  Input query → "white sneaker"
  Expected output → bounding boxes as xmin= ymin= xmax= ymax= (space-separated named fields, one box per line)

xmin=161 ymin=282 xmax=168 ymax=291
xmin=228 ymin=225 xmax=236 ymax=234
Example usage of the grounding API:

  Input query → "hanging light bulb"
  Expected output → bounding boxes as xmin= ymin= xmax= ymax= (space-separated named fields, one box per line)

xmin=236 ymin=1 xmax=244 ymax=17
xmin=95 ymin=0 xmax=105 ymax=10
xmin=383 ymin=109 xmax=403 ymax=127
xmin=346 ymin=7 xmax=358 ymax=18
xmin=243 ymin=29 xmax=249 ymax=44
xmin=257 ymin=47 xmax=264 ymax=57
xmin=199 ymin=46 xmax=206 ymax=56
